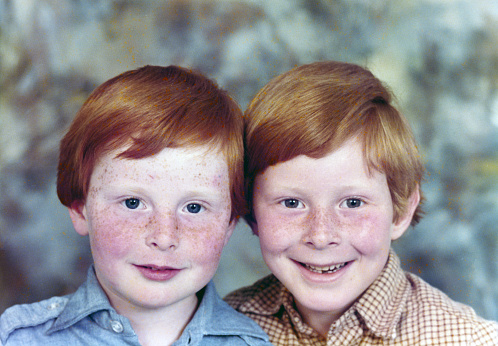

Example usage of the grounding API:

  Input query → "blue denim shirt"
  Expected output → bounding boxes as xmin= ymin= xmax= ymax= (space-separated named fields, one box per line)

xmin=0 ymin=266 xmax=271 ymax=345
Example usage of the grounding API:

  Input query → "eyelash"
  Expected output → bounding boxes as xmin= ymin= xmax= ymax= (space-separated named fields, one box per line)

xmin=184 ymin=203 xmax=205 ymax=214
xmin=340 ymin=198 xmax=364 ymax=209
xmin=122 ymin=197 xmax=143 ymax=210
xmin=121 ymin=197 xmax=208 ymax=213
xmin=279 ymin=197 xmax=365 ymax=209
xmin=280 ymin=199 xmax=304 ymax=209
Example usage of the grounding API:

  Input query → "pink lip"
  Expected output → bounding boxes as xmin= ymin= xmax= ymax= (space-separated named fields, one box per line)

xmin=293 ymin=259 xmax=352 ymax=284
xmin=134 ymin=264 xmax=181 ymax=281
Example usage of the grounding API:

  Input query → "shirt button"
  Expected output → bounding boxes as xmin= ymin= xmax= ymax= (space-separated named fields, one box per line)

xmin=110 ymin=320 xmax=124 ymax=333
xmin=47 ymin=302 xmax=60 ymax=310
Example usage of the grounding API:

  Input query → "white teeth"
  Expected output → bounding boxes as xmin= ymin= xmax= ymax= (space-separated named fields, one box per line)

xmin=305 ymin=262 xmax=347 ymax=274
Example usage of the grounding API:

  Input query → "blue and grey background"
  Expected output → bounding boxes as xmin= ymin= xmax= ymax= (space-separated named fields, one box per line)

xmin=0 ymin=0 xmax=496 ymax=321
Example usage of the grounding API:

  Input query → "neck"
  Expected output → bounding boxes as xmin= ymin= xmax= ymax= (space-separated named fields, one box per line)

xmin=114 ymin=295 xmax=199 ymax=346
xmin=295 ymin=300 xmax=344 ymax=338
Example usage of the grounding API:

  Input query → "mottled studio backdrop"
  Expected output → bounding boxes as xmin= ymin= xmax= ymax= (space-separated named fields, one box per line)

xmin=0 ymin=0 xmax=497 ymax=321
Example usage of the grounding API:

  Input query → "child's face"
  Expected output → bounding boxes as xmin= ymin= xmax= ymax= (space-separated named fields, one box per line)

xmin=69 ymin=145 xmax=235 ymax=315
xmin=252 ymin=138 xmax=415 ymax=324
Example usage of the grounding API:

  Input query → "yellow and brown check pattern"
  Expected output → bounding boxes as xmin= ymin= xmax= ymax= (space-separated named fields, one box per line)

xmin=225 ymin=250 xmax=498 ymax=345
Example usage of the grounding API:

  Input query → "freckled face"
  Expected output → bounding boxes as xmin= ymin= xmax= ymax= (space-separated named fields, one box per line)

xmin=252 ymin=138 xmax=413 ymax=324
xmin=70 ymin=145 xmax=234 ymax=314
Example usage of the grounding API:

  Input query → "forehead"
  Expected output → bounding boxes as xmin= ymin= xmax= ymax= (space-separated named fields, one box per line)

xmin=257 ymin=138 xmax=385 ymax=187
xmin=93 ymin=144 xmax=229 ymax=182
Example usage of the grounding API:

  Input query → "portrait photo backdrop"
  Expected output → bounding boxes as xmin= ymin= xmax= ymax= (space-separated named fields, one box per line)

xmin=0 ymin=0 xmax=497 ymax=321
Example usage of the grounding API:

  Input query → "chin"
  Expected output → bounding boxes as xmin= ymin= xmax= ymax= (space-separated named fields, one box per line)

xmin=301 ymin=296 xmax=351 ymax=314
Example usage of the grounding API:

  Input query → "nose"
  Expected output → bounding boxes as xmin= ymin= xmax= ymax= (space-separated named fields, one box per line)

xmin=302 ymin=208 xmax=340 ymax=249
xmin=145 ymin=211 xmax=179 ymax=251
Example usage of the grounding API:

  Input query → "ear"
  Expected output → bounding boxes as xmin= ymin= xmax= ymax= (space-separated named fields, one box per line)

xmin=223 ymin=217 xmax=239 ymax=246
xmin=68 ymin=201 xmax=90 ymax=236
xmin=248 ymin=219 xmax=259 ymax=236
xmin=243 ymin=214 xmax=259 ymax=236
xmin=391 ymin=187 xmax=420 ymax=241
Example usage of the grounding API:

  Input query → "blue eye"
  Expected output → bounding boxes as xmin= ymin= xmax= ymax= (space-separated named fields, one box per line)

xmin=344 ymin=198 xmax=363 ymax=208
xmin=124 ymin=198 xmax=141 ymax=209
xmin=186 ymin=203 xmax=203 ymax=213
xmin=282 ymin=199 xmax=302 ymax=208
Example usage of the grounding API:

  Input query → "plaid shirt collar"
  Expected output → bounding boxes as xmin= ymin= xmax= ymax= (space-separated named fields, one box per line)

xmin=236 ymin=249 xmax=407 ymax=340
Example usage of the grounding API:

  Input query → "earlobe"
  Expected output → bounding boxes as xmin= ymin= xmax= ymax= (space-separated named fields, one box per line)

xmin=223 ymin=217 xmax=238 ymax=246
xmin=68 ymin=201 xmax=90 ymax=236
xmin=244 ymin=214 xmax=259 ymax=236
xmin=249 ymin=220 xmax=259 ymax=236
xmin=391 ymin=187 xmax=421 ymax=241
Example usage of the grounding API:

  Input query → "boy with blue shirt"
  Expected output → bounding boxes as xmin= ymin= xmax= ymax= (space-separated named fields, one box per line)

xmin=0 ymin=65 xmax=271 ymax=346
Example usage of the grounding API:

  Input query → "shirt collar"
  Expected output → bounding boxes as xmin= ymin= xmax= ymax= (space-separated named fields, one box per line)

xmin=237 ymin=274 xmax=287 ymax=316
xmin=47 ymin=265 xmax=125 ymax=334
xmin=236 ymin=249 xmax=409 ymax=340
xmin=48 ymin=266 xmax=268 ymax=342
xmin=351 ymin=249 xmax=409 ymax=340
xmin=183 ymin=280 xmax=269 ymax=343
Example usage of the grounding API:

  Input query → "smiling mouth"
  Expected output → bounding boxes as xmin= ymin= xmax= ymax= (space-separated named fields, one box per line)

xmin=301 ymin=262 xmax=348 ymax=274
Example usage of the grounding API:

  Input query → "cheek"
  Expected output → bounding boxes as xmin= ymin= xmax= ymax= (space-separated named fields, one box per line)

xmin=257 ymin=213 xmax=301 ymax=253
xmin=88 ymin=208 xmax=145 ymax=258
xmin=345 ymin=211 xmax=394 ymax=254
xmin=182 ymin=219 xmax=230 ymax=263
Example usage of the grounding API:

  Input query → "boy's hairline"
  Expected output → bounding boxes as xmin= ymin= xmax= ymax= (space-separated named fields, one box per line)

xmin=242 ymin=60 xmax=424 ymax=229
xmin=73 ymin=139 xmax=233 ymax=199
xmin=243 ymin=114 xmax=423 ymax=228
xmin=58 ymin=65 xmax=245 ymax=222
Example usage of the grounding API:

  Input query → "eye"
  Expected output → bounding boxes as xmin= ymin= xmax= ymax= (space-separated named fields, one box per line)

xmin=281 ymin=199 xmax=303 ymax=209
xmin=185 ymin=203 xmax=204 ymax=214
xmin=341 ymin=198 xmax=364 ymax=209
xmin=124 ymin=198 xmax=141 ymax=210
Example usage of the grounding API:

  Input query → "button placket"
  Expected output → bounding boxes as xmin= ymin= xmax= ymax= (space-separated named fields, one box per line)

xmin=110 ymin=320 xmax=124 ymax=333
xmin=47 ymin=302 xmax=60 ymax=310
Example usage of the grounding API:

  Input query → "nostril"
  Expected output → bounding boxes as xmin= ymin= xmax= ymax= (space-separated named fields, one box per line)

xmin=147 ymin=235 xmax=178 ymax=250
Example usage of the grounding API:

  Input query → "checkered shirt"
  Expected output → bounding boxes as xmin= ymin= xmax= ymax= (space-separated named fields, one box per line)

xmin=224 ymin=250 xmax=498 ymax=345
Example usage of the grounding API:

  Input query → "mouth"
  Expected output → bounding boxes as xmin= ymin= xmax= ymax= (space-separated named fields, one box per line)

xmin=139 ymin=265 xmax=171 ymax=271
xmin=300 ymin=261 xmax=349 ymax=274
xmin=137 ymin=264 xmax=176 ymax=271
xmin=134 ymin=264 xmax=181 ymax=281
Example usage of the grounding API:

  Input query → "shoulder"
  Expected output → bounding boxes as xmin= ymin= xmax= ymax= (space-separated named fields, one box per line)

xmin=224 ymin=274 xmax=281 ymax=311
xmin=406 ymin=272 xmax=483 ymax=320
xmin=403 ymin=272 xmax=498 ymax=344
xmin=0 ymin=296 xmax=69 ymax=345
xmin=186 ymin=282 xmax=272 ymax=345
xmin=223 ymin=275 xmax=287 ymax=343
